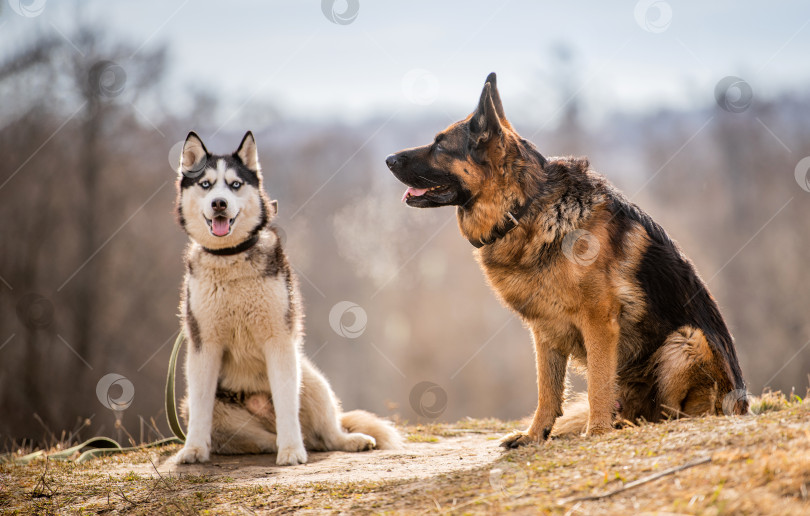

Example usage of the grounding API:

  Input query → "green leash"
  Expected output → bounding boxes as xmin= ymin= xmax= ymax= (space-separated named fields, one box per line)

xmin=2 ymin=331 xmax=187 ymax=464
xmin=165 ymin=330 xmax=187 ymax=442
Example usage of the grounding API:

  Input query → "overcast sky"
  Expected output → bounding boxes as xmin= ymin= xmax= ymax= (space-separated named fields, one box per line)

xmin=2 ymin=0 xmax=810 ymax=125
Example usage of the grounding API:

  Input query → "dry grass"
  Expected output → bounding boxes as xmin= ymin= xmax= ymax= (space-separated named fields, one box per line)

xmin=406 ymin=417 xmax=521 ymax=441
xmin=1 ymin=394 xmax=808 ymax=515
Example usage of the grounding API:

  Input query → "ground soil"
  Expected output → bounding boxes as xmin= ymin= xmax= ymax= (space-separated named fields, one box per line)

xmin=2 ymin=398 xmax=809 ymax=514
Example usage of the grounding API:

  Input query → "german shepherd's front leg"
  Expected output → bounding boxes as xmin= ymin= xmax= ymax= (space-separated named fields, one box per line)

xmin=500 ymin=328 xmax=568 ymax=448
xmin=581 ymin=314 xmax=620 ymax=436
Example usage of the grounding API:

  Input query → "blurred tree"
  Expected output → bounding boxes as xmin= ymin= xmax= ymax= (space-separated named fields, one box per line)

xmin=0 ymin=26 xmax=169 ymax=446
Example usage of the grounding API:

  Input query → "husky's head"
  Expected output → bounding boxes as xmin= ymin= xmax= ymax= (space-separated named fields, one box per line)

xmin=175 ymin=131 xmax=275 ymax=250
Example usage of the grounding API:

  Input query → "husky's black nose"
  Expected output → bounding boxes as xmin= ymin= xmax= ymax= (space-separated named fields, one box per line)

xmin=212 ymin=198 xmax=228 ymax=212
xmin=385 ymin=154 xmax=401 ymax=171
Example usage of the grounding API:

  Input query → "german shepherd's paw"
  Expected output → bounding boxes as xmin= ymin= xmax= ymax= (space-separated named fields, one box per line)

xmin=341 ymin=433 xmax=377 ymax=452
xmin=584 ymin=423 xmax=612 ymax=437
xmin=276 ymin=444 xmax=308 ymax=466
xmin=174 ymin=443 xmax=210 ymax=464
xmin=499 ymin=431 xmax=543 ymax=449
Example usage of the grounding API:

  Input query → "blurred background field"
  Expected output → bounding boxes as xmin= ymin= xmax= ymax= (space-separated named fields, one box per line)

xmin=1 ymin=0 xmax=809 ymax=448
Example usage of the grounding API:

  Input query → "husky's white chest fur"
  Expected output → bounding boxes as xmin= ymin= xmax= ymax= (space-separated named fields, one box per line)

xmin=185 ymin=230 xmax=296 ymax=394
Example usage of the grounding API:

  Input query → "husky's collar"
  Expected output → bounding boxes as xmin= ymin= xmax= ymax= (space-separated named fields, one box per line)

xmin=468 ymin=196 xmax=536 ymax=249
xmin=202 ymin=233 xmax=260 ymax=256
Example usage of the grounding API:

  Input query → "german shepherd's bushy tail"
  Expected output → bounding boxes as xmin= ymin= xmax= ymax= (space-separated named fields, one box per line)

xmin=342 ymin=410 xmax=403 ymax=449
xmin=550 ymin=394 xmax=590 ymax=436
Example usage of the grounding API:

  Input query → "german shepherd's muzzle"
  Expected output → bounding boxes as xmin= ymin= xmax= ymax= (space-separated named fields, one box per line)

xmin=385 ymin=147 xmax=472 ymax=208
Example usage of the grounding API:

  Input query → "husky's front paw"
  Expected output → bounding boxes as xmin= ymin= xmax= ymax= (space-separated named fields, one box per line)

xmin=342 ymin=433 xmax=376 ymax=452
xmin=174 ymin=442 xmax=210 ymax=464
xmin=276 ymin=444 xmax=307 ymax=466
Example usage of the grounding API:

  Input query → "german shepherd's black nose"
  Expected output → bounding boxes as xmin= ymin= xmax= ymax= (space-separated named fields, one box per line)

xmin=212 ymin=198 xmax=228 ymax=212
xmin=385 ymin=154 xmax=401 ymax=171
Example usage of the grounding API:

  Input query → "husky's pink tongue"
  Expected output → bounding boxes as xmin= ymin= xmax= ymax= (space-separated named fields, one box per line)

xmin=212 ymin=216 xmax=230 ymax=236
xmin=402 ymin=187 xmax=429 ymax=202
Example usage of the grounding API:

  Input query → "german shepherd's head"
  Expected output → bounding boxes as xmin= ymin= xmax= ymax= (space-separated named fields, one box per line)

xmin=386 ymin=73 xmax=546 ymax=243
xmin=176 ymin=131 xmax=276 ymax=251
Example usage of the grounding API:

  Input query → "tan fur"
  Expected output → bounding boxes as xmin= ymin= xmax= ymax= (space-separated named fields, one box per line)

xmin=653 ymin=326 xmax=720 ymax=417
xmin=387 ymin=74 xmax=748 ymax=448
xmin=610 ymin=223 xmax=650 ymax=327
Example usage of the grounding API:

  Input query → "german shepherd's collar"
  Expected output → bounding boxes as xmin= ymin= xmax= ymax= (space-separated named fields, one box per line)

xmin=468 ymin=195 xmax=536 ymax=248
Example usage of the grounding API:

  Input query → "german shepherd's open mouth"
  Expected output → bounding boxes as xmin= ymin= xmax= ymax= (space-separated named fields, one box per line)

xmin=401 ymin=184 xmax=451 ymax=204
xmin=385 ymin=141 xmax=473 ymax=208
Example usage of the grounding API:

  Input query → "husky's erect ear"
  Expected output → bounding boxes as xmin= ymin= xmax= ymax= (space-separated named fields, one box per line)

xmin=235 ymin=131 xmax=260 ymax=172
xmin=180 ymin=132 xmax=208 ymax=174
xmin=469 ymin=81 xmax=503 ymax=150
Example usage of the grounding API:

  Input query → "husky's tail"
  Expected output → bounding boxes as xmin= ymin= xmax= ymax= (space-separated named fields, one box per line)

xmin=551 ymin=394 xmax=590 ymax=437
xmin=341 ymin=410 xmax=403 ymax=450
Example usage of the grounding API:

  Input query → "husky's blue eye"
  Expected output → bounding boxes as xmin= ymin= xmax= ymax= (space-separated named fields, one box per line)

xmin=199 ymin=180 xmax=211 ymax=189
xmin=435 ymin=142 xmax=445 ymax=153
xmin=231 ymin=181 xmax=242 ymax=190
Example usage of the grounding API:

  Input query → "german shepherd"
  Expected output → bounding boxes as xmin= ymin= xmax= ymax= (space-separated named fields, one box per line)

xmin=386 ymin=73 xmax=748 ymax=448
xmin=174 ymin=131 xmax=401 ymax=466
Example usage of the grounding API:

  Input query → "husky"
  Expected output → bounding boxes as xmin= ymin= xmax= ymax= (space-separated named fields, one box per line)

xmin=173 ymin=131 xmax=401 ymax=466
xmin=386 ymin=73 xmax=747 ymax=448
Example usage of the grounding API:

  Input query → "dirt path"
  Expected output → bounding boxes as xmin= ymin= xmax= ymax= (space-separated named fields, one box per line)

xmin=109 ymin=431 xmax=507 ymax=487
xmin=7 ymin=401 xmax=809 ymax=514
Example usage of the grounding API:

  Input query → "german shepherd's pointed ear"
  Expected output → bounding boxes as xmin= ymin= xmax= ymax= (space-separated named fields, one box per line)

xmin=469 ymin=81 xmax=503 ymax=150
xmin=485 ymin=72 xmax=506 ymax=120
xmin=235 ymin=131 xmax=260 ymax=172
xmin=180 ymin=131 xmax=209 ymax=175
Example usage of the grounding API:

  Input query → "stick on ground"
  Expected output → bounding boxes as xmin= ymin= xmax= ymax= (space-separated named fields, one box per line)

xmin=558 ymin=456 xmax=712 ymax=505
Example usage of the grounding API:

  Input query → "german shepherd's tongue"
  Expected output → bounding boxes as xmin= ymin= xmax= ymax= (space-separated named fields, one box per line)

xmin=212 ymin=216 xmax=230 ymax=236
xmin=402 ymin=187 xmax=428 ymax=202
